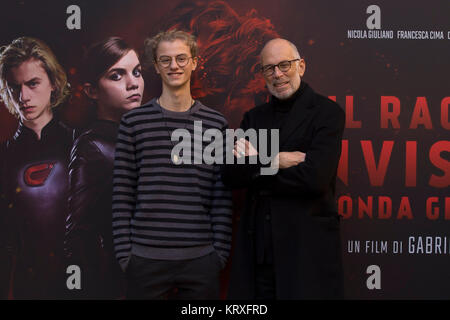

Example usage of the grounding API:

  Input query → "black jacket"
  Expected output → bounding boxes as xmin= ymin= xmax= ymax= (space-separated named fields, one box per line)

xmin=65 ymin=119 xmax=124 ymax=298
xmin=0 ymin=117 xmax=73 ymax=299
xmin=222 ymin=82 xmax=345 ymax=299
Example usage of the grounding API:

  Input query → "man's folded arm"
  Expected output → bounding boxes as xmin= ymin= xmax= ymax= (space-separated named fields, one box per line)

xmin=270 ymin=105 xmax=345 ymax=196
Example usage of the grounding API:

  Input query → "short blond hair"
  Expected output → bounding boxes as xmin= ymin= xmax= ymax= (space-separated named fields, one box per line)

xmin=144 ymin=29 xmax=198 ymax=65
xmin=0 ymin=37 xmax=70 ymax=117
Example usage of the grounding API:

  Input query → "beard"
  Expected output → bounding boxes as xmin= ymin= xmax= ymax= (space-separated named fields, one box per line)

xmin=267 ymin=83 xmax=296 ymax=100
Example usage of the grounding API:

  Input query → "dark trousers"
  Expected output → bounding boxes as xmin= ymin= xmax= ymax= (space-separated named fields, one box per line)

xmin=254 ymin=195 xmax=276 ymax=299
xmin=255 ymin=263 xmax=276 ymax=300
xmin=126 ymin=252 xmax=222 ymax=300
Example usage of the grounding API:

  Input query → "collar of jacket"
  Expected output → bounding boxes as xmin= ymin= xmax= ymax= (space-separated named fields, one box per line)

xmin=14 ymin=115 xmax=59 ymax=143
xmin=269 ymin=80 xmax=307 ymax=109
xmin=264 ymin=81 xmax=316 ymax=146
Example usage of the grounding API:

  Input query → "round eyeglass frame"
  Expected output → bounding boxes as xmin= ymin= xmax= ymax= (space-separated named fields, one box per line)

xmin=261 ymin=59 xmax=300 ymax=76
xmin=157 ymin=55 xmax=193 ymax=68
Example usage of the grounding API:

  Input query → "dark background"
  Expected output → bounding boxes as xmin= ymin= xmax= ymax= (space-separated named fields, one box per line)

xmin=1 ymin=0 xmax=449 ymax=299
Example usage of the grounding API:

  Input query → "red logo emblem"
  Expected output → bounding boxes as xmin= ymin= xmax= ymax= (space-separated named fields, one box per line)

xmin=23 ymin=162 xmax=56 ymax=187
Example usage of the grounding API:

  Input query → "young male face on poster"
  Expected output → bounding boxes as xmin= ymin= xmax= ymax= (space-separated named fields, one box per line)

xmin=0 ymin=37 xmax=72 ymax=299
xmin=0 ymin=38 xmax=69 ymax=139
xmin=6 ymin=58 xmax=54 ymax=136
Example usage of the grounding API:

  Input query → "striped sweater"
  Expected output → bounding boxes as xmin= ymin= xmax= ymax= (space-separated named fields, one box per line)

xmin=112 ymin=98 xmax=232 ymax=270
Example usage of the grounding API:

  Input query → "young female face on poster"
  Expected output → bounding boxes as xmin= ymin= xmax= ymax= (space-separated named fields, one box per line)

xmin=83 ymin=38 xmax=144 ymax=122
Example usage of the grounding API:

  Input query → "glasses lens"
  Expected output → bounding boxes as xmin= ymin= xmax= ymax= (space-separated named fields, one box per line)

xmin=176 ymin=55 xmax=189 ymax=66
xmin=278 ymin=61 xmax=291 ymax=72
xmin=159 ymin=57 xmax=171 ymax=67
xmin=262 ymin=65 xmax=275 ymax=76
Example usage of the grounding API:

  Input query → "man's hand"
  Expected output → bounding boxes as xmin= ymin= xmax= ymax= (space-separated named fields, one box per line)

xmin=272 ymin=151 xmax=306 ymax=169
xmin=233 ymin=138 xmax=258 ymax=158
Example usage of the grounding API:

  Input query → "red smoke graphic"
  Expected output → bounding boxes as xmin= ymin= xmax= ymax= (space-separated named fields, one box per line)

xmin=157 ymin=0 xmax=279 ymax=123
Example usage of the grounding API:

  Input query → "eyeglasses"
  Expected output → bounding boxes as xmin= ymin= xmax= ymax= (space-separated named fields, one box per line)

xmin=261 ymin=59 xmax=300 ymax=77
xmin=157 ymin=54 xmax=193 ymax=68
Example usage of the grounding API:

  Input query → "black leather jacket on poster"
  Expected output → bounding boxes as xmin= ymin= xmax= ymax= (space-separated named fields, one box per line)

xmin=0 ymin=117 xmax=73 ymax=299
xmin=65 ymin=119 xmax=124 ymax=299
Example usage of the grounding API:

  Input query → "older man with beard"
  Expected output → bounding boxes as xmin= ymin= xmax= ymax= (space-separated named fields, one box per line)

xmin=222 ymin=38 xmax=345 ymax=299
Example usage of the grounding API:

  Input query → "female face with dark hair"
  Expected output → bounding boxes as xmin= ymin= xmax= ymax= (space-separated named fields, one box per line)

xmin=84 ymin=48 xmax=144 ymax=122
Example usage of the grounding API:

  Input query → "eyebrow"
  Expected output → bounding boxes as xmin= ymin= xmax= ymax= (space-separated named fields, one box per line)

xmin=159 ymin=54 xmax=188 ymax=58
xmin=107 ymin=63 xmax=142 ymax=74
xmin=25 ymin=77 xmax=42 ymax=83
xmin=9 ymin=77 xmax=42 ymax=86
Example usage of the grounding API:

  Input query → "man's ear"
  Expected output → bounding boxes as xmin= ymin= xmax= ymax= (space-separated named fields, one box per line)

xmin=154 ymin=62 xmax=161 ymax=75
xmin=298 ymin=59 xmax=306 ymax=77
xmin=191 ymin=57 xmax=198 ymax=71
xmin=83 ymin=83 xmax=98 ymax=100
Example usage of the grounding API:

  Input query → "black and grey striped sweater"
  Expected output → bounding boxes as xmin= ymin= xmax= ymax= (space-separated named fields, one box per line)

xmin=112 ymin=98 xmax=232 ymax=270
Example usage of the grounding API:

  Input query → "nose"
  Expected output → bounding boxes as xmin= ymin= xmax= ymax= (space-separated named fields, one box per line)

xmin=272 ymin=65 xmax=284 ymax=78
xmin=126 ymin=73 xmax=140 ymax=91
xmin=19 ymin=85 xmax=31 ymax=104
xmin=169 ymin=57 xmax=179 ymax=70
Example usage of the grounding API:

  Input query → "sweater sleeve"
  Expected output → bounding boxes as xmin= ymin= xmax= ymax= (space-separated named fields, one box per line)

xmin=112 ymin=116 xmax=138 ymax=271
xmin=210 ymin=122 xmax=233 ymax=267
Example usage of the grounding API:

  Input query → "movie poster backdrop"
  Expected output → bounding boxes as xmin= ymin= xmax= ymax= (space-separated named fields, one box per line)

xmin=0 ymin=0 xmax=449 ymax=299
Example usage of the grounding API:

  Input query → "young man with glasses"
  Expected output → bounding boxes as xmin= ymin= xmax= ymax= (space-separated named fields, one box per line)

xmin=222 ymin=38 xmax=345 ymax=299
xmin=112 ymin=30 xmax=232 ymax=299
